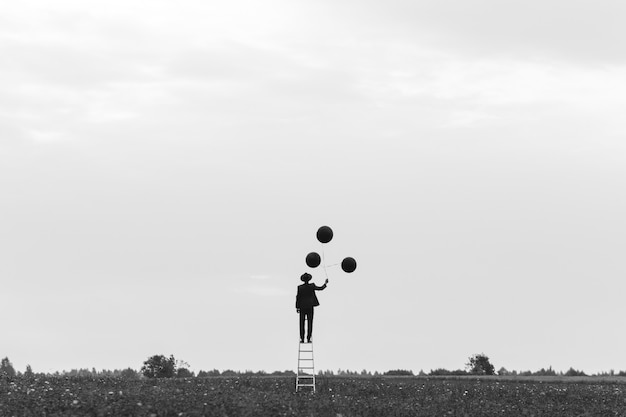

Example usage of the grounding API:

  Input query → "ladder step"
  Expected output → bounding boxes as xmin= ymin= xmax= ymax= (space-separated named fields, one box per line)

xmin=296 ymin=343 xmax=315 ymax=392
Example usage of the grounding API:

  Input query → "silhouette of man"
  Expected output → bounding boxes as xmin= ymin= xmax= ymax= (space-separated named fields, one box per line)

xmin=296 ymin=273 xmax=328 ymax=343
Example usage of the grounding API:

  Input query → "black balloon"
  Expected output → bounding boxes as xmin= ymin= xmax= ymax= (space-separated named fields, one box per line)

xmin=341 ymin=257 xmax=357 ymax=273
xmin=306 ymin=252 xmax=321 ymax=268
xmin=316 ymin=226 xmax=333 ymax=243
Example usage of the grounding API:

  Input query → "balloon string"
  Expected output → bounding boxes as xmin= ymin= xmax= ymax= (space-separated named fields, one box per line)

xmin=322 ymin=246 xmax=330 ymax=281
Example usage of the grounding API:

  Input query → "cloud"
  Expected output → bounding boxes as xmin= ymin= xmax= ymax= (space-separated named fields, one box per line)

xmin=5 ymin=0 xmax=623 ymax=148
xmin=0 ymin=3 xmax=363 ymax=143
xmin=325 ymin=0 xmax=626 ymax=64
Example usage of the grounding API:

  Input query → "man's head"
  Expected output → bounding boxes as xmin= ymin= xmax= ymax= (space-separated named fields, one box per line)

xmin=300 ymin=273 xmax=312 ymax=282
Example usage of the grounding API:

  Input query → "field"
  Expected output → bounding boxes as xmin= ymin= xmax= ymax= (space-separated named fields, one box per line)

xmin=2 ymin=375 xmax=626 ymax=416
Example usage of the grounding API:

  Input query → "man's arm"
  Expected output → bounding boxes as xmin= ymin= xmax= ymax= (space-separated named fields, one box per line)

xmin=315 ymin=279 xmax=329 ymax=290
xmin=296 ymin=287 xmax=301 ymax=312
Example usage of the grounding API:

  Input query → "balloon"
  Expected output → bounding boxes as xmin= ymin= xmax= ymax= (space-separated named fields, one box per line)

xmin=341 ymin=257 xmax=357 ymax=273
xmin=316 ymin=226 xmax=333 ymax=243
xmin=305 ymin=252 xmax=321 ymax=268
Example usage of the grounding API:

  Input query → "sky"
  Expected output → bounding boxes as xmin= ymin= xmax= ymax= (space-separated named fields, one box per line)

xmin=1 ymin=0 xmax=625 ymax=376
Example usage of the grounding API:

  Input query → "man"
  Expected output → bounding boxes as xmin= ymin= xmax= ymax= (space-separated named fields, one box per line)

xmin=295 ymin=273 xmax=328 ymax=343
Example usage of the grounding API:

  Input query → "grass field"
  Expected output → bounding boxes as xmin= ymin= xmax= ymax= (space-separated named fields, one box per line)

xmin=2 ymin=375 xmax=626 ymax=416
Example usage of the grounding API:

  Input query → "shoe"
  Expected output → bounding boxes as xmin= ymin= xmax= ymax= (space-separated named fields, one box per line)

xmin=300 ymin=339 xmax=304 ymax=343
xmin=307 ymin=339 xmax=312 ymax=343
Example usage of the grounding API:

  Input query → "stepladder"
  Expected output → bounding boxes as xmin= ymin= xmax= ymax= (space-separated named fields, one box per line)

xmin=296 ymin=342 xmax=315 ymax=392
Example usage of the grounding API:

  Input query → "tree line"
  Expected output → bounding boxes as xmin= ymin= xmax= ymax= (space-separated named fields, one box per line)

xmin=2 ymin=354 xmax=625 ymax=380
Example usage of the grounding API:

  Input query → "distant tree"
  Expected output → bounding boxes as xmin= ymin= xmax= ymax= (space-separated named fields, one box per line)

xmin=242 ymin=370 xmax=267 ymax=376
xmin=177 ymin=368 xmax=194 ymax=378
xmin=24 ymin=365 xmax=34 ymax=378
xmin=430 ymin=368 xmax=445 ymax=376
xmin=141 ymin=354 xmax=177 ymax=378
xmin=466 ymin=353 xmax=495 ymax=375
xmin=271 ymin=370 xmax=296 ymax=377
xmin=120 ymin=368 xmax=141 ymax=379
xmin=172 ymin=359 xmax=193 ymax=378
xmin=384 ymin=369 xmax=414 ymax=376
xmin=564 ymin=367 xmax=586 ymax=377
xmin=1 ymin=357 xmax=16 ymax=378
xmin=198 ymin=369 xmax=221 ymax=377
xmin=497 ymin=367 xmax=510 ymax=376
xmin=428 ymin=368 xmax=468 ymax=376
xmin=534 ymin=367 xmax=557 ymax=376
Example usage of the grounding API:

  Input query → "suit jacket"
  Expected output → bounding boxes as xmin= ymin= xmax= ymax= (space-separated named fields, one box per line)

xmin=296 ymin=282 xmax=327 ymax=309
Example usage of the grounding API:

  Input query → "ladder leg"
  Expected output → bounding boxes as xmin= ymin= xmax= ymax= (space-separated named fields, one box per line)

xmin=296 ymin=342 xmax=316 ymax=392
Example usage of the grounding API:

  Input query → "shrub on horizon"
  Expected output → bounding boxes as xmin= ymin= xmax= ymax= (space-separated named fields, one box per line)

xmin=384 ymin=369 xmax=414 ymax=376
xmin=141 ymin=354 xmax=177 ymax=378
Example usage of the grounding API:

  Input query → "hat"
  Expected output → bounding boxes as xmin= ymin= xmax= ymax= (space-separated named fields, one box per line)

xmin=300 ymin=273 xmax=312 ymax=282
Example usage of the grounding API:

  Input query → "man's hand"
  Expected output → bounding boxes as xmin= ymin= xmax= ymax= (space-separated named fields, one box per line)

xmin=296 ymin=309 xmax=300 ymax=313
xmin=325 ymin=279 xmax=329 ymax=284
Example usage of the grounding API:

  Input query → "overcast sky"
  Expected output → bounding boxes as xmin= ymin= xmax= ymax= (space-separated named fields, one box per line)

xmin=2 ymin=0 xmax=626 ymax=375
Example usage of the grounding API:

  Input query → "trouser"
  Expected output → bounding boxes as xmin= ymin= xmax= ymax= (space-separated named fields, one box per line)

xmin=299 ymin=307 xmax=314 ymax=341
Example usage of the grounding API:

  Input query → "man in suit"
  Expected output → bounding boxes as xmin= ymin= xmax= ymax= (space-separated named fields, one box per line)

xmin=296 ymin=273 xmax=328 ymax=343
